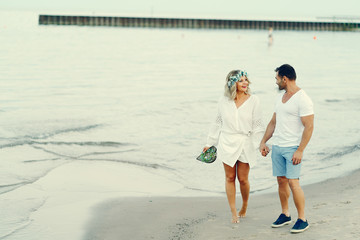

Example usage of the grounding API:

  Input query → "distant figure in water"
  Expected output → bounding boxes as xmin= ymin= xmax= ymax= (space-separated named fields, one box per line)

xmin=268 ymin=27 xmax=273 ymax=46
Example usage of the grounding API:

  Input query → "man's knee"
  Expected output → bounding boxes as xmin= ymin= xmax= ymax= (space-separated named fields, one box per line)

xmin=288 ymin=179 xmax=301 ymax=190
xmin=277 ymin=176 xmax=288 ymax=186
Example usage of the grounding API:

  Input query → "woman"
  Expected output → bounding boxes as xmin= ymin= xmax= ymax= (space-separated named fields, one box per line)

xmin=203 ymin=70 xmax=263 ymax=223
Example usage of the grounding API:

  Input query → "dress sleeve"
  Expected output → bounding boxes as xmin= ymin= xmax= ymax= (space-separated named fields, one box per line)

xmin=251 ymin=96 xmax=264 ymax=149
xmin=205 ymin=100 xmax=222 ymax=147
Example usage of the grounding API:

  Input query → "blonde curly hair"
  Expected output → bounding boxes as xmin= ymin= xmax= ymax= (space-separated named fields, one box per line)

xmin=224 ymin=70 xmax=251 ymax=100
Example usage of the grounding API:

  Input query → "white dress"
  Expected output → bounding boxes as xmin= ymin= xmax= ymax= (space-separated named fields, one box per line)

xmin=205 ymin=95 xmax=263 ymax=167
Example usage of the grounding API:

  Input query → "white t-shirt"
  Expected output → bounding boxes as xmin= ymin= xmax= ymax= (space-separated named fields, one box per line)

xmin=272 ymin=89 xmax=314 ymax=147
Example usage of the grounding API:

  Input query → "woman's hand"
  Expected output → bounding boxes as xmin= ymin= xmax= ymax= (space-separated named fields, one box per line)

xmin=259 ymin=143 xmax=270 ymax=157
xmin=202 ymin=146 xmax=210 ymax=153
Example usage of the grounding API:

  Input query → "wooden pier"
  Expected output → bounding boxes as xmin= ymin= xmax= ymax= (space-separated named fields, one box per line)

xmin=38 ymin=15 xmax=360 ymax=31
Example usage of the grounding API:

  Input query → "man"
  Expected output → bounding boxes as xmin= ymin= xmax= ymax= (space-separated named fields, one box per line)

xmin=260 ymin=64 xmax=314 ymax=233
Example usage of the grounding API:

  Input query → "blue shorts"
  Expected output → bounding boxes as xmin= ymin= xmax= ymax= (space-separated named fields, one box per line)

xmin=271 ymin=145 xmax=301 ymax=179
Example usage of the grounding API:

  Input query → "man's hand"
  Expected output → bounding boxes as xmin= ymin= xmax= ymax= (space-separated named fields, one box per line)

xmin=259 ymin=113 xmax=276 ymax=157
xmin=260 ymin=143 xmax=270 ymax=157
xmin=292 ymin=150 xmax=303 ymax=165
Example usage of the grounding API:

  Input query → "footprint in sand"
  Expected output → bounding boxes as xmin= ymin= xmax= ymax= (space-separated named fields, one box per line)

xmin=316 ymin=220 xmax=328 ymax=225
xmin=313 ymin=202 xmax=327 ymax=209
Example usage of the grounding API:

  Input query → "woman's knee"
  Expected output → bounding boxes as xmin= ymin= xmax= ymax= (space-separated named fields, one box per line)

xmin=237 ymin=171 xmax=249 ymax=185
xmin=238 ymin=176 xmax=249 ymax=185
xmin=225 ymin=175 xmax=236 ymax=183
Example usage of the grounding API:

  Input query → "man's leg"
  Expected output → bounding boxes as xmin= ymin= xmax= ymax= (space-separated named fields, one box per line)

xmin=277 ymin=176 xmax=290 ymax=216
xmin=289 ymin=179 xmax=305 ymax=220
xmin=285 ymin=147 xmax=309 ymax=233
xmin=271 ymin=146 xmax=292 ymax=228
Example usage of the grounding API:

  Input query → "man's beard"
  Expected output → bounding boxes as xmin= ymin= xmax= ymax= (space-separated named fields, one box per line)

xmin=277 ymin=84 xmax=285 ymax=91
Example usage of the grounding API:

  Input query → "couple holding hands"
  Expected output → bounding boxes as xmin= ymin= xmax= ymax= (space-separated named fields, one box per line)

xmin=202 ymin=64 xmax=314 ymax=233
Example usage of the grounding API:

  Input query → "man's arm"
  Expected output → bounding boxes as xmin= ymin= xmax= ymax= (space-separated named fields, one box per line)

xmin=260 ymin=113 xmax=276 ymax=157
xmin=292 ymin=114 xmax=314 ymax=165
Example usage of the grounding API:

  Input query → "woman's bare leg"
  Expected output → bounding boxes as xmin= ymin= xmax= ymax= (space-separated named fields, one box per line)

xmin=223 ymin=162 xmax=239 ymax=223
xmin=237 ymin=162 xmax=250 ymax=218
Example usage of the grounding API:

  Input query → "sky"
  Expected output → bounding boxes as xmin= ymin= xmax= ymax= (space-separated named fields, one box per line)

xmin=0 ymin=0 xmax=360 ymax=19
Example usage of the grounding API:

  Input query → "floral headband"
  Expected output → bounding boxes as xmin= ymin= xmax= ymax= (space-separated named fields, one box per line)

xmin=227 ymin=71 xmax=248 ymax=90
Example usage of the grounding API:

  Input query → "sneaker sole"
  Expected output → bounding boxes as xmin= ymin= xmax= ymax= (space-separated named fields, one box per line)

xmin=271 ymin=220 xmax=292 ymax=228
xmin=290 ymin=224 xmax=310 ymax=233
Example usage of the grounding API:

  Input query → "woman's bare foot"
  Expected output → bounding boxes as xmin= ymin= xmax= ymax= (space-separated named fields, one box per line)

xmin=231 ymin=215 xmax=239 ymax=223
xmin=238 ymin=203 xmax=248 ymax=218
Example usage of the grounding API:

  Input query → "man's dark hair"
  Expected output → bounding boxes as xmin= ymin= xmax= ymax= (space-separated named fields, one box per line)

xmin=275 ymin=64 xmax=296 ymax=80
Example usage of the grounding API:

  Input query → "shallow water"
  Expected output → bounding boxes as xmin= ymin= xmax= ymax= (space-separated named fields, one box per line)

xmin=0 ymin=10 xmax=360 ymax=239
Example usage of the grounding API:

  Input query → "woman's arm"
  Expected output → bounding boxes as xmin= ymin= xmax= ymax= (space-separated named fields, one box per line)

xmin=203 ymin=100 xmax=222 ymax=151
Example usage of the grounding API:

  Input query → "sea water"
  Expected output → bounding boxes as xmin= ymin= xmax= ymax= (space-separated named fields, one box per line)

xmin=0 ymin=11 xmax=359 ymax=239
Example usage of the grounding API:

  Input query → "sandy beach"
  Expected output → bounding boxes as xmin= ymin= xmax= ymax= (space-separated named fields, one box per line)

xmin=84 ymin=169 xmax=360 ymax=240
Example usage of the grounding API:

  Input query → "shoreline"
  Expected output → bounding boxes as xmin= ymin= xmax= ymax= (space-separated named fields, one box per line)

xmin=83 ymin=169 xmax=360 ymax=240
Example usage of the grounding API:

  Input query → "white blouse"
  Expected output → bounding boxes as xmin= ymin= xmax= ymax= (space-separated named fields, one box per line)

xmin=206 ymin=95 xmax=263 ymax=167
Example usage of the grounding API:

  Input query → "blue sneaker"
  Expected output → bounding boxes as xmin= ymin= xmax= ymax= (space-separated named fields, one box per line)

xmin=291 ymin=219 xmax=309 ymax=233
xmin=271 ymin=213 xmax=292 ymax=228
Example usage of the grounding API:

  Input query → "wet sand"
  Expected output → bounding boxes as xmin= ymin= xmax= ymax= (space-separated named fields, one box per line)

xmin=84 ymin=169 xmax=360 ymax=240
